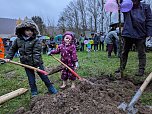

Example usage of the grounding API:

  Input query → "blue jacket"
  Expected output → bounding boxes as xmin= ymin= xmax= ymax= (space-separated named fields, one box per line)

xmin=122 ymin=3 xmax=152 ymax=39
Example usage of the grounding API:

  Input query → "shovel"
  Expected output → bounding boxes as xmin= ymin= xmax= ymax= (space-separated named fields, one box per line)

xmin=0 ymin=58 xmax=48 ymax=75
xmin=51 ymin=55 xmax=94 ymax=85
xmin=118 ymin=72 xmax=152 ymax=114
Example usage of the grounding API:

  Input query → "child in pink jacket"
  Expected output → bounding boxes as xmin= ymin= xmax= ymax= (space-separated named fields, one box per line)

xmin=48 ymin=32 xmax=78 ymax=89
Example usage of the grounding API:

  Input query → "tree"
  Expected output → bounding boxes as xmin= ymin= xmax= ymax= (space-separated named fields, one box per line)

xmin=57 ymin=15 xmax=66 ymax=33
xmin=16 ymin=18 xmax=22 ymax=25
xmin=86 ymin=0 xmax=99 ymax=32
xmin=31 ymin=16 xmax=46 ymax=35
xmin=76 ymin=0 xmax=87 ymax=31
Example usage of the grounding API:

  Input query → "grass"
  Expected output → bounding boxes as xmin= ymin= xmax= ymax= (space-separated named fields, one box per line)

xmin=0 ymin=50 xmax=152 ymax=113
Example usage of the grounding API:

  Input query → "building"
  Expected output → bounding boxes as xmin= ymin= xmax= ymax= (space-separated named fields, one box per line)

xmin=0 ymin=18 xmax=17 ymax=39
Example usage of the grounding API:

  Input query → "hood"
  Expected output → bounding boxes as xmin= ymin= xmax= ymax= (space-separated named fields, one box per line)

xmin=62 ymin=31 xmax=75 ymax=44
xmin=15 ymin=19 xmax=40 ymax=37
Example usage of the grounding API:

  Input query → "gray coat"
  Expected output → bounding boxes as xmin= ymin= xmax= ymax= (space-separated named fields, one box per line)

xmin=105 ymin=30 xmax=118 ymax=44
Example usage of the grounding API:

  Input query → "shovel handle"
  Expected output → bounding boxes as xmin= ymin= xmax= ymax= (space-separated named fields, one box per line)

xmin=51 ymin=55 xmax=82 ymax=80
xmin=140 ymin=72 xmax=152 ymax=92
xmin=0 ymin=58 xmax=48 ymax=75
xmin=128 ymin=72 xmax=152 ymax=107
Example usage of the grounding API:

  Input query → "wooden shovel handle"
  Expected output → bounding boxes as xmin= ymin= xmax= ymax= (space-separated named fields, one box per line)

xmin=0 ymin=58 xmax=48 ymax=75
xmin=140 ymin=72 xmax=152 ymax=93
xmin=51 ymin=55 xmax=82 ymax=80
xmin=9 ymin=61 xmax=48 ymax=75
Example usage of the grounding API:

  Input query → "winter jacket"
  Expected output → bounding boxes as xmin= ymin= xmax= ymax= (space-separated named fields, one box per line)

xmin=100 ymin=35 xmax=105 ymax=42
xmin=105 ymin=30 xmax=118 ymax=44
xmin=93 ymin=35 xmax=100 ymax=44
xmin=79 ymin=36 xmax=85 ymax=44
xmin=6 ymin=19 xmax=43 ymax=67
xmin=0 ymin=38 xmax=5 ymax=58
xmin=51 ymin=43 xmax=78 ymax=67
xmin=122 ymin=3 xmax=152 ymax=39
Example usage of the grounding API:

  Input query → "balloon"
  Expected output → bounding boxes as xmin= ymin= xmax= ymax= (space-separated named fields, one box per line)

xmin=84 ymin=40 xmax=89 ymax=44
xmin=104 ymin=0 xmax=118 ymax=12
xmin=90 ymin=40 xmax=94 ymax=44
xmin=120 ymin=0 xmax=133 ymax=12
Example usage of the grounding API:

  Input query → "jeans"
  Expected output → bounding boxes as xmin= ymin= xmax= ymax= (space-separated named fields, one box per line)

xmin=94 ymin=44 xmax=98 ymax=51
xmin=25 ymin=64 xmax=52 ymax=94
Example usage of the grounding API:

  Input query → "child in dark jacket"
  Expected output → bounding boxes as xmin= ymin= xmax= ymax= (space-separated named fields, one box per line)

xmin=48 ymin=31 xmax=78 ymax=89
xmin=4 ymin=19 xmax=57 ymax=97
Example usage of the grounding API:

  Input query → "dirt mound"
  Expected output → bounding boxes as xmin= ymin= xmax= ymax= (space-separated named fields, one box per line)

xmin=15 ymin=76 xmax=152 ymax=114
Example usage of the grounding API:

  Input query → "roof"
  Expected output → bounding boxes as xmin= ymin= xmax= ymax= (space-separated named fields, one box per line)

xmin=0 ymin=18 xmax=16 ymax=34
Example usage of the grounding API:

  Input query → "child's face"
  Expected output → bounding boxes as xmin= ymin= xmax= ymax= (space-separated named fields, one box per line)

xmin=64 ymin=35 xmax=72 ymax=44
xmin=24 ymin=29 xmax=33 ymax=37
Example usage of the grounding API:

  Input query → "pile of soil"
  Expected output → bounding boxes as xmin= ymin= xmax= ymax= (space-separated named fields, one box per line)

xmin=15 ymin=76 xmax=152 ymax=114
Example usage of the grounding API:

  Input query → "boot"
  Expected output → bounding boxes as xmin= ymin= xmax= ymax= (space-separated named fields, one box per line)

xmin=48 ymin=85 xmax=58 ymax=94
xmin=135 ymin=69 xmax=144 ymax=76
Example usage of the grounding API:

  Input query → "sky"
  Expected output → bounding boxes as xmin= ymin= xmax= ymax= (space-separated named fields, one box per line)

xmin=0 ymin=0 xmax=72 ymax=25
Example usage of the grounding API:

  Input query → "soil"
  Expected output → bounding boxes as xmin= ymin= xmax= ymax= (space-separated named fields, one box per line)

xmin=15 ymin=76 xmax=152 ymax=114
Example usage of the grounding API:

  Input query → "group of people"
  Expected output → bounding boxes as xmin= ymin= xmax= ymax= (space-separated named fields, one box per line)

xmin=2 ymin=0 xmax=152 ymax=98
xmin=79 ymin=32 xmax=105 ymax=52
xmin=41 ymin=38 xmax=56 ymax=54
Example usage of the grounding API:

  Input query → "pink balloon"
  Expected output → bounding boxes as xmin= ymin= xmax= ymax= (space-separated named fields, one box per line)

xmin=104 ymin=0 xmax=118 ymax=12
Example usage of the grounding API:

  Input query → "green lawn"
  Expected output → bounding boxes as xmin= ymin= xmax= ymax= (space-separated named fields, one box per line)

xmin=0 ymin=50 xmax=152 ymax=113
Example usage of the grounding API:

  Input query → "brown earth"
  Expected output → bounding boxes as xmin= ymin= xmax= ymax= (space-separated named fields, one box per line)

xmin=15 ymin=76 xmax=152 ymax=114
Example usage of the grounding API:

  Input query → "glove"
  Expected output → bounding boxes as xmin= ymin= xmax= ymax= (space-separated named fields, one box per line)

xmin=75 ymin=62 xmax=79 ymax=69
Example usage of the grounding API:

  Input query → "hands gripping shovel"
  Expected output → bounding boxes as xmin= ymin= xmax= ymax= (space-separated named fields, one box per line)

xmin=50 ymin=55 xmax=94 ymax=85
xmin=118 ymin=72 xmax=152 ymax=114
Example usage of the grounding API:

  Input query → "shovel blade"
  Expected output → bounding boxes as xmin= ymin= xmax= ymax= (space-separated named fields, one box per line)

xmin=82 ymin=78 xmax=95 ymax=85
xmin=118 ymin=102 xmax=138 ymax=114
xmin=127 ymin=105 xmax=138 ymax=114
xmin=118 ymin=102 xmax=128 ymax=111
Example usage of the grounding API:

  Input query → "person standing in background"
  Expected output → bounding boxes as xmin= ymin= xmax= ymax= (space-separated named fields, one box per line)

xmin=115 ymin=0 xmax=152 ymax=76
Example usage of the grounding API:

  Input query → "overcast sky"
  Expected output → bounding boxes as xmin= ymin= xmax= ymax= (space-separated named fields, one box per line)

xmin=0 ymin=0 xmax=72 ymax=25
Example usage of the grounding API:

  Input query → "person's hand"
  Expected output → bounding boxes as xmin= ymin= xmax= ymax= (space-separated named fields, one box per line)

xmin=146 ymin=36 xmax=151 ymax=39
xmin=75 ymin=62 xmax=79 ymax=69
xmin=47 ymin=51 xmax=52 ymax=56
xmin=3 ymin=59 xmax=10 ymax=62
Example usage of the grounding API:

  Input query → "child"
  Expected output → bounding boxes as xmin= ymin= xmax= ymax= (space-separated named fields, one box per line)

xmin=4 ymin=19 xmax=57 ymax=97
xmin=48 ymin=31 xmax=78 ymax=89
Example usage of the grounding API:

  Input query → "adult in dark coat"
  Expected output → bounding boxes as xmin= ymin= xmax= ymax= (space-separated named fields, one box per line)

xmin=116 ymin=0 xmax=152 ymax=76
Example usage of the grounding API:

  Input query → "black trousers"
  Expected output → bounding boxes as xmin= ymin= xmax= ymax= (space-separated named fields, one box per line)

xmin=121 ymin=37 xmax=146 ymax=70
xmin=99 ymin=41 xmax=104 ymax=51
